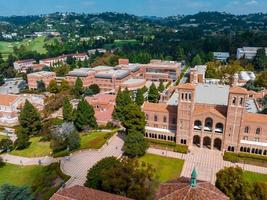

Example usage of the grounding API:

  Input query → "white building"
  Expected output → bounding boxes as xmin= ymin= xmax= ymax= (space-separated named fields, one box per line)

xmin=13 ymin=59 xmax=36 ymax=72
xmin=237 ymin=47 xmax=267 ymax=59
xmin=213 ymin=52 xmax=230 ymax=61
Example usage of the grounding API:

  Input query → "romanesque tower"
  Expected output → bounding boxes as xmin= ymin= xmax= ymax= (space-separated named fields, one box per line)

xmin=224 ymin=87 xmax=248 ymax=152
xmin=176 ymin=83 xmax=196 ymax=145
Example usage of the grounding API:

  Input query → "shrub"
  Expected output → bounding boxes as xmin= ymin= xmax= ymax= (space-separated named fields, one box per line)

xmin=0 ymin=138 xmax=13 ymax=152
xmin=52 ymin=150 xmax=70 ymax=158
xmin=0 ymin=157 xmax=5 ymax=168
xmin=174 ymin=144 xmax=188 ymax=154
xmin=238 ymin=152 xmax=267 ymax=162
xmin=223 ymin=152 xmax=240 ymax=163
xmin=146 ymin=138 xmax=176 ymax=147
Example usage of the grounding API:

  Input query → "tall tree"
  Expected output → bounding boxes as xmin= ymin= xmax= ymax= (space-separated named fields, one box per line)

xmin=60 ymin=79 xmax=70 ymax=91
xmin=89 ymin=84 xmax=100 ymax=95
xmin=113 ymin=88 xmax=132 ymax=121
xmin=74 ymin=77 xmax=84 ymax=98
xmin=148 ymin=83 xmax=159 ymax=103
xmin=158 ymin=81 xmax=165 ymax=93
xmin=0 ymin=184 xmax=33 ymax=200
xmin=191 ymin=54 xmax=202 ymax=66
xmin=124 ymin=131 xmax=148 ymax=157
xmin=74 ymin=99 xmax=97 ymax=131
xmin=254 ymin=48 xmax=267 ymax=71
xmin=63 ymin=97 xmax=73 ymax=122
xmin=19 ymin=100 xmax=41 ymax=135
xmin=47 ymin=79 xmax=60 ymax=94
xmin=36 ymin=80 xmax=46 ymax=92
xmin=135 ymin=89 xmax=144 ymax=106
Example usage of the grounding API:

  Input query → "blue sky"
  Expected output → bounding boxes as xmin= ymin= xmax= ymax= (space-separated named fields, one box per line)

xmin=1 ymin=0 xmax=267 ymax=16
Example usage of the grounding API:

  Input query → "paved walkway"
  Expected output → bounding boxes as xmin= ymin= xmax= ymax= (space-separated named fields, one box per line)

xmin=60 ymin=134 xmax=124 ymax=187
xmin=148 ymin=147 xmax=267 ymax=184
xmin=1 ymin=154 xmax=56 ymax=166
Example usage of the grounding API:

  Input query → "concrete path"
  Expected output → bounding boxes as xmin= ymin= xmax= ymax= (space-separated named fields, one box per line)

xmin=1 ymin=154 xmax=56 ymax=166
xmin=147 ymin=147 xmax=267 ymax=184
xmin=60 ymin=134 xmax=124 ymax=187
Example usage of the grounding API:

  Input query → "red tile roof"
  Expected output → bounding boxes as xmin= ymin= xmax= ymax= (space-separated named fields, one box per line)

xmin=50 ymin=185 xmax=132 ymax=200
xmin=230 ymin=87 xmax=248 ymax=94
xmin=142 ymin=102 xmax=177 ymax=113
xmin=177 ymin=83 xmax=195 ymax=90
xmin=194 ymin=104 xmax=227 ymax=119
xmin=0 ymin=94 xmax=19 ymax=106
xmin=154 ymin=177 xmax=229 ymax=200
xmin=243 ymin=112 xmax=267 ymax=123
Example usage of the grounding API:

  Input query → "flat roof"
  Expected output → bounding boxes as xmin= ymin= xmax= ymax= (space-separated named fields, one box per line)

xmin=28 ymin=71 xmax=55 ymax=77
xmin=92 ymin=66 xmax=113 ymax=71
xmin=67 ymin=68 xmax=93 ymax=77
xmin=123 ymin=78 xmax=145 ymax=85
xmin=195 ymin=83 xmax=230 ymax=106
xmin=95 ymin=69 xmax=130 ymax=80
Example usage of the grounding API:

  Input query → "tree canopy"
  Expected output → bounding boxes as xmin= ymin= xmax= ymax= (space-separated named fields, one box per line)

xmin=148 ymin=83 xmax=159 ymax=103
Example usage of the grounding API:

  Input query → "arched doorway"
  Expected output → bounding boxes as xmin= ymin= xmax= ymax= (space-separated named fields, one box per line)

xmin=213 ymin=138 xmax=222 ymax=150
xmin=203 ymin=137 xmax=211 ymax=149
xmin=193 ymin=135 xmax=201 ymax=147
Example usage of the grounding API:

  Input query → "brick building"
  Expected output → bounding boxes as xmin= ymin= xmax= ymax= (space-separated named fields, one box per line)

xmin=27 ymin=71 xmax=56 ymax=89
xmin=142 ymin=82 xmax=267 ymax=155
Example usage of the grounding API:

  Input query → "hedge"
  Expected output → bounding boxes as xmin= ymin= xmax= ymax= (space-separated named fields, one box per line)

xmin=223 ymin=152 xmax=240 ymax=162
xmin=224 ymin=152 xmax=267 ymax=163
xmin=146 ymin=138 xmax=188 ymax=154
xmin=53 ymin=150 xmax=69 ymax=158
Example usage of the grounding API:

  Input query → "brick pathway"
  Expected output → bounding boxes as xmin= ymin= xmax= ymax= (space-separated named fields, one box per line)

xmin=148 ymin=146 xmax=267 ymax=184
xmin=61 ymin=134 xmax=124 ymax=187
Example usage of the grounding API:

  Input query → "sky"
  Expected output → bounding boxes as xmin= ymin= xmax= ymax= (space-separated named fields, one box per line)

xmin=0 ymin=0 xmax=267 ymax=16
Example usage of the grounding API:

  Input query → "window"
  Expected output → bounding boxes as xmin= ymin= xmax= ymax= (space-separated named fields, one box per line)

xmin=243 ymin=136 xmax=248 ymax=140
xmin=189 ymin=93 xmax=192 ymax=100
xmin=185 ymin=93 xmax=188 ymax=100
xmin=146 ymin=114 xmax=149 ymax=120
xmin=239 ymin=97 xmax=244 ymax=106
xmin=215 ymin=123 xmax=224 ymax=133
xmin=256 ymin=128 xmax=261 ymax=135
xmin=254 ymin=137 xmax=259 ymax=142
xmin=204 ymin=118 xmax=213 ymax=132
xmin=181 ymin=93 xmax=184 ymax=100
xmin=154 ymin=115 xmax=158 ymax=122
xmin=232 ymin=97 xmax=237 ymax=105
xmin=194 ymin=120 xmax=202 ymax=130
xmin=163 ymin=116 xmax=167 ymax=123
xmin=244 ymin=126 xmax=249 ymax=133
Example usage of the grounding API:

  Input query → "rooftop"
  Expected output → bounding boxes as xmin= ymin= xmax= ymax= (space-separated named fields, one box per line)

xmin=50 ymin=185 xmax=132 ymax=200
xmin=67 ymin=68 xmax=93 ymax=77
xmin=0 ymin=94 xmax=19 ymax=106
xmin=27 ymin=71 xmax=56 ymax=77
xmin=195 ymin=83 xmax=230 ymax=105
xmin=95 ymin=69 xmax=130 ymax=80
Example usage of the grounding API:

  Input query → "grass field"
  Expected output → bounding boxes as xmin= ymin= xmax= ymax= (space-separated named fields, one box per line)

xmin=80 ymin=131 xmax=115 ymax=150
xmin=0 ymin=135 xmax=8 ymax=141
xmin=138 ymin=153 xmax=184 ymax=182
xmin=0 ymin=163 xmax=44 ymax=186
xmin=243 ymin=171 xmax=267 ymax=184
xmin=11 ymin=136 xmax=52 ymax=157
xmin=0 ymin=36 xmax=58 ymax=59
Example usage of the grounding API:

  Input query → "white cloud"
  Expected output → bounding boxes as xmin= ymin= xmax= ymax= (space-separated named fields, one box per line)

xmin=245 ymin=0 xmax=258 ymax=5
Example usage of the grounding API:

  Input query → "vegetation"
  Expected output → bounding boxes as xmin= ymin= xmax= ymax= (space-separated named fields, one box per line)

xmin=135 ymin=88 xmax=145 ymax=106
xmin=138 ymin=153 xmax=184 ymax=182
xmin=85 ymin=157 xmax=157 ymax=200
xmin=11 ymin=137 xmax=51 ymax=157
xmin=223 ymin=152 xmax=267 ymax=167
xmin=62 ymin=97 xmax=74 ymax=122
xmin=124 ymin=132 xmax=148 ymax=157
xmin=0 ymin=184 xmax=33 ymax=200
xmin=146 ymin=138 xmax=188 ymax=154
xmin=80 ymin=131 xmax=115 ymax=150
xmin=73 ymin=77 xmax=84 ymax=98
xmin=216 ymin=167 xmax=265 ymax=200
xmin=74 ymin=99 xmax=97 ymax=131
xmin=84 ymin=157 xmax=119 ymax=189
xmin=148 ymin=82 xmax=159 ymax=103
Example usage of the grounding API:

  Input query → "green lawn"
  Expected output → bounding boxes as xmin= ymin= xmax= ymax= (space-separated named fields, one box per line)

xmin=11 ymin=136 xmax=52 ymax=157
xmin=0 ymin=135 xmax=8 ymax=141
xmin=0 ymin=164 xmax=44 ymax=186
xmin=0 ymin=36 xmax=58 ymax=59
xmin=80 ymin=131 xmax=115 ymax=150
xmin=138 ymin=153 xmax=184 ymax=182
xmin=243 ymin=171 xmax=267 ymax=184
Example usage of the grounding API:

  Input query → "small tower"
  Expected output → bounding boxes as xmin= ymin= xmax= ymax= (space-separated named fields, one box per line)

xmin=190 ymin=167 xmax=197 ymax=187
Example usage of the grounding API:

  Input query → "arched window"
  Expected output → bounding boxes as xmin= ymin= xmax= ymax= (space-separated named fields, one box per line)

xmin=163 ymin=116 xmax=167 ymax=123
xmin=194 ymin=120 xmax=202 ymax=130
xmin=256 ymin=128 xmax=261 ymax=135
xmin=215 ymin=123 xmax=224 ymax=133
xmin=232 ymin=97 xmax=237 ymax=105
xmin=204 ymin=118 xmax=213 ymax=132
xmin=239 ymin=97 xmax=244 ymax=106
xmin=154 ymin=115 xmax=158 ymax=122
xmin=244 ymin=126 xmax=249 ymax=133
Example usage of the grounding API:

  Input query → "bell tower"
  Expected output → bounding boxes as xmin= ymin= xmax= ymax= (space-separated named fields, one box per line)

xmin=176 ymin=83 xmax=195 ymax=146
xmin=224 ymin=87 xmax=248 ymax=152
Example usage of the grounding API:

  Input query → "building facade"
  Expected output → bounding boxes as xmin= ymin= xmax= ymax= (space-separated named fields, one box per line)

xmin=142 ymin=82 xmax=267 ymax=155
xmin=27 ymin=71 xmax=56 ymax=89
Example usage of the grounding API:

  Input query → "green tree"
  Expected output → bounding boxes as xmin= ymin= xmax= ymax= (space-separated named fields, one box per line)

xmin=74 ymin=99 xmax=97 ymax=131
xmin=89 ymin=84 xmax=100 ymax=95
xmin=0 ymin=184 xmax=33 ymax=200
xmin=14 ymin=127 xmax=30 ymax=150
xmin=135 ymin=88 xmax=144 ymax=106
xmin=113 ymin=88 xmax=132 ymax=121
xmin=63 ymin=97 xmax=73 ymax=122
xmin=60 ymin=79 xmax=70 ymax=91
xmin=254 ymin=48 xmax=267 ymax=71
xmin=100 ymin=158 xmax=157 ymax=200
xmin=47 ymin=79 xmax=60 ymax=93
xmin=216 ymin=167 xmax=262 ymax=200
xmin=84 ymin=157 xmax=119 ymax=189
xmin=122 ymin=103 xmax=146 ymax=134
xmin=74 ymin=77 xmax=84 ymax=98
xmin=158 ymin=81 xmax=165 ymax=93
xmin=148 ymin=83 xmax=159 ymax=103
xmin=36 ymin=80 xmax=46 ymax=92
xmin=191 ymin=54 xmax=202 ymax=66
xmin=67 ymin=131 xmax=81 ymax=151
xmin=0 ymin=75 xmax=4 ymax=86
xmin=124 ymin=132 xmax=148 ymax=157
xmin=177 ymin=47 xmax=186 ymax=61
xmin=19 ymin=100 xmax=41 ymax=135
xmin=0 ymin=139 xmax=13 ymax=152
